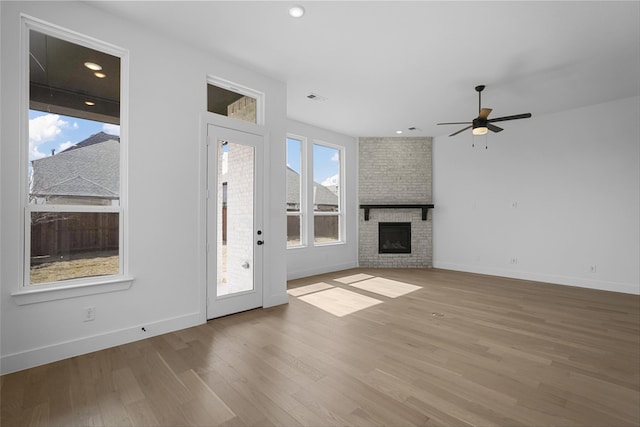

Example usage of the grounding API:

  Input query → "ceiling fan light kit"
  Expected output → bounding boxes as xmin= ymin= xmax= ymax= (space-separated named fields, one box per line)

xmin=438 ymin=85 xmax=532 ymax=138
xmin=472 ymin=119 xmax=488 ymax=136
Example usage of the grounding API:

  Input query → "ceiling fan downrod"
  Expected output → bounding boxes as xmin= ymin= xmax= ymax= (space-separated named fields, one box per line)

xmin=475 ymin=85 xmax=485 ymax=113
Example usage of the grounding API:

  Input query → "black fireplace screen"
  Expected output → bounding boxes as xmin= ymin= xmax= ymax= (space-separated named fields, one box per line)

xmin=378 ymin=222 xmax=411 ymax=254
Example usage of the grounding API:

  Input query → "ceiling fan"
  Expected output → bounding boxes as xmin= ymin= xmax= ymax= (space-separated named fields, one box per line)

xmin=438 ymin=85 xmax=532 ymax=137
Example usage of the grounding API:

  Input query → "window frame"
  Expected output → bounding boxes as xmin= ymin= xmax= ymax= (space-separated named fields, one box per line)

xmin=286 ymin=134 xmax=308 ymax=248
xmin=311 ymin=140 xmax=345 ymax=246
xmin=13 ymin=15 xmax=132 ymax=305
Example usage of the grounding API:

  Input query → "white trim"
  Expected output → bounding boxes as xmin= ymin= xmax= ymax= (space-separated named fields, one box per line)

xmin=312 ymin=140 xmax=346 ymax=244
xmin=286 ymin=133 xmax=308 ymax=248
xmin=28 ymin=204 xmax=121 ymax=213
xmin=201 ymin=112 xmax=269 ymax=319
xmin=206 ymin=75 xmax=266 ymax=126
xmin=312 ymin=240 xmax=346 ymax=247
xmin=11 ymin=276 xmax=133 ymax=305
xmin=18 ymin=15 xmax=132 ymax=295
xmin=21 ymin=14 xmax=128 ymax=57
xmin=0 ymin=311 xmax=202 ymax=375
xmin=287 ymin=261 xmax=359 ymax=281
xmin=433 ymin=261 xmax=640 ymax=295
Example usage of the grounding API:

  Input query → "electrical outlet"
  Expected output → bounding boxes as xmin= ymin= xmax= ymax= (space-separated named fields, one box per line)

xmin=510 ymin=257 xmax=518 ymax=265
xmin=83 ymin=306 xmax=95 ymax=322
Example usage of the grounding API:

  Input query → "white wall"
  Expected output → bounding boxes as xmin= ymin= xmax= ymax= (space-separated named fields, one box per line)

xmin=433 ymin=96 xmax=640 ymax=295
xmin=286 ymin=119 xmax=359 ymax=279
xmin=1 ymin=1 xmax=288 ymax=374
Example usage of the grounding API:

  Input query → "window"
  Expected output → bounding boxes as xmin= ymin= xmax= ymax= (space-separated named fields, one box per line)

xmin=207 ymin=76 xmax=264 ymax=125
xmin=286 ymin=136 xmax=345 ymax=249
xmin=23 ymin=18 xmax=128 ymax=290
xmin=313 ymin=143 xmax=343 ymax=244
xmin=286 ymin=136 xmax=305 ymax=247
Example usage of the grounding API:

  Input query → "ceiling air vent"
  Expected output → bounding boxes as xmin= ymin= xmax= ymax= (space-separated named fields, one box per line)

xmin=306 ymin=92 xmax=327 ymax=101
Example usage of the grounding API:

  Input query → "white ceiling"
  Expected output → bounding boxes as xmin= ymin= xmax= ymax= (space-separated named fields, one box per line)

xmin=90 ymin=1 xmax=640 ymax=138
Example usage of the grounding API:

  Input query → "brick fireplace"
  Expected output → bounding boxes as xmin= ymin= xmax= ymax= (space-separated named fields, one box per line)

xmin=358 ymin=137 xmax=433 ymax=268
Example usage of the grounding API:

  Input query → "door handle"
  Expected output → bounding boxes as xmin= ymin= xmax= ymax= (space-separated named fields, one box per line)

xmin=257 ymin=240 xmax=264 ymax=245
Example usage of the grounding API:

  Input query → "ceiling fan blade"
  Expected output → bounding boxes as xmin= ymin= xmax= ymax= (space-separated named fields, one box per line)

xmin=478 ymin=108 xmax=492 ymax=120
xmin=488 ymin=113 xmax=532 ymax=123
xmin=438 ymin=121 xmax=471 ymax=125
xmin=488 ymin=123 xmax=503 ymax=133
xmin=449 ymin=125 xmax=472 ymax=137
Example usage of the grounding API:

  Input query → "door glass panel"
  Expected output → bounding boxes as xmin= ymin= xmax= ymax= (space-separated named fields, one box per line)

xmin=217 ymin=139 xmax=255 ymax=296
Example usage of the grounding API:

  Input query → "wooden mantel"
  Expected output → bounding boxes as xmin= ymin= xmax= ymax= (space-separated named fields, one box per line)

xmin=359 ymin=204 xmax=435 ymax=221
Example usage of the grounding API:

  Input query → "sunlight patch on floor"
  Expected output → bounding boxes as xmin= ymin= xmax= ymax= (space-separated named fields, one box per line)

xmin=349 ymin=277 xmax=422 ymax=298
xmin=333 ymin=273 xmax=374 ymax=284
xmin=298 ymin=287 xmax=383 ymax=317
xmin=287 ymin=282 xmax=334 ymax=297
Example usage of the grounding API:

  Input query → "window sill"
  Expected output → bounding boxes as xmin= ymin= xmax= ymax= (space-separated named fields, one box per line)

xmin=287 ymin=244 xmax=308 ymax=250
xmin=11 ymin=276 xmax=134 ymax=305
xmin=313 ymin=241 xmax=345 ymax=247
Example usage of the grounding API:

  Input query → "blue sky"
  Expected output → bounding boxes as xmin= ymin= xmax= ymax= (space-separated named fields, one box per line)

xmin=30 ymin=116 xmax=338 ymax=186
xmin=287 ymin=138 xmax=339 ymax=186
xmin=28 ymin=110 xmax=120 ymax=161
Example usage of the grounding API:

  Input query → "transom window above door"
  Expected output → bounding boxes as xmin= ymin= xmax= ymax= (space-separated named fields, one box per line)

xmin=206 ymin=76 xmax=264 ymax=125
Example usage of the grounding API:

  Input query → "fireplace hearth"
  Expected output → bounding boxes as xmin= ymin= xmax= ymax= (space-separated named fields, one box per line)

xmin=379 ymin=222 xmax=411 ymax=254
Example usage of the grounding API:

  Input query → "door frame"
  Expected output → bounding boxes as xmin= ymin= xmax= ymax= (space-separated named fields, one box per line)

xmin=199 ymin=112 xmax=268 ymax=320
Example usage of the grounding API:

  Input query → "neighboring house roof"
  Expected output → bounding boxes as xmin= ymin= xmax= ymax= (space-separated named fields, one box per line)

xmin=60 ymin=131 xmax=119 ymax=153
xmin=286 ymin=166 xmax=301 ymax=205
xmin=31 ymin=135 xmax=119 ymax=199
xmin=286 ymin=167 xmax=338 ymax=207
xmin=314 ymin=180 xmax=339 ymax=207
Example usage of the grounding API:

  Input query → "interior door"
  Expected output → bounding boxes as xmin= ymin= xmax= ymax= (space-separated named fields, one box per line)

xmin=207 ymin=124 xmax=263 ymax=319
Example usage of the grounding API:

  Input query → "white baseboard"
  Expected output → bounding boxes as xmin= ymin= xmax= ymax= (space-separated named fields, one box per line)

xmin=433 ymin=261 xmax=639 ymax=295
xmin=287 ymin=261 xmax=359 ymax=281
xmin=1 ymin=312 xmax=204 ymax=375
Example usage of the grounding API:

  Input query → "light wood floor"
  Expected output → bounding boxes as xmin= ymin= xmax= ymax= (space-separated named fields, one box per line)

xmin=2 ymin=268 xmax=639 ymax=426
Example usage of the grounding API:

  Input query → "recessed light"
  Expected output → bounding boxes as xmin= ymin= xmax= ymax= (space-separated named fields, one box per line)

xmin=94 ymin=72 xmax=106 ymax=78
xmin=84 ymin=100 xmax=96 ymax=106
xmin=84 ymin=62 xmax=102 ymax=71
xmin=289 ymin=5 xmax=305 ymax=18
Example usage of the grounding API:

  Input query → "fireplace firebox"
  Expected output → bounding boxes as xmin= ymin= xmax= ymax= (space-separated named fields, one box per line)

xmin=378 ymin=222 xmax=411 ymax=254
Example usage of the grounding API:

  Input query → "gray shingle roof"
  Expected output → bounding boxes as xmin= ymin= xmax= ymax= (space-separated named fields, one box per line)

xmin=286 ymin=167 xmax=337 ymax=207
xmin=31 ymin=137 xmax=119 ymax=199
xmin=60 ymin=131 xmax=120 ymax=153
xmin=286 ymin=167 xmax=301 ymax=205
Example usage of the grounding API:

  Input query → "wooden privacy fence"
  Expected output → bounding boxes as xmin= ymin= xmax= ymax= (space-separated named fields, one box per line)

xmin=30 ymin=212 xmax=119 ymax=257
xmin=286 ymin=215 xmax=338 ymax=241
